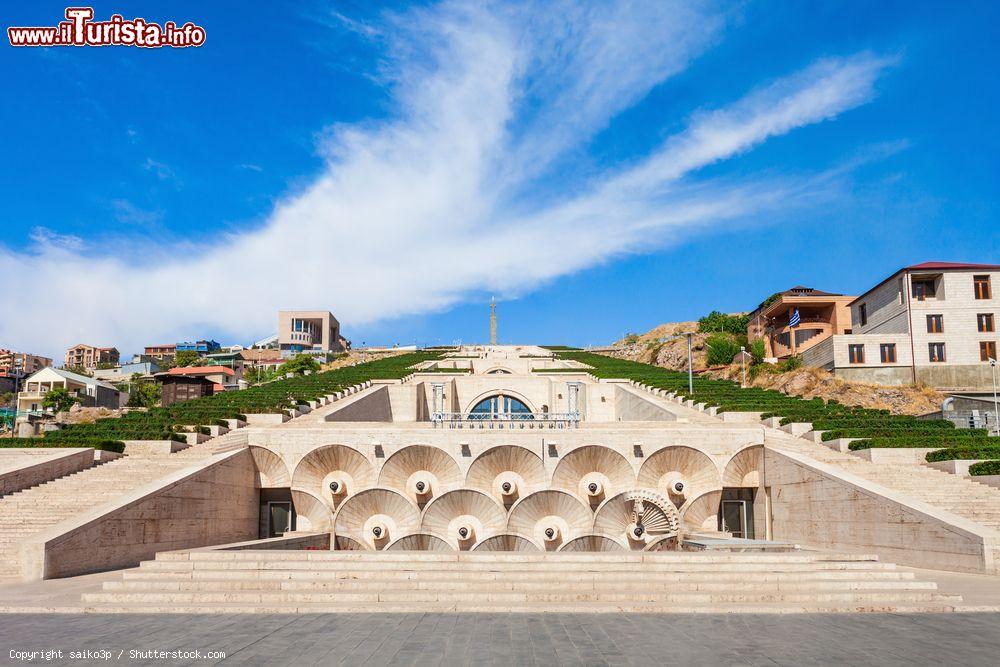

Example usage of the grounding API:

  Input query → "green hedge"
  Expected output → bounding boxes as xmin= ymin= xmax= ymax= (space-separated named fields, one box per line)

xmin=969 ymin=460 xmax=1000 ymax=476
xmin=925 ymin=446 xmax=1000 ymax=462
xmin=0 ymin=438 xmax=125 ymax=453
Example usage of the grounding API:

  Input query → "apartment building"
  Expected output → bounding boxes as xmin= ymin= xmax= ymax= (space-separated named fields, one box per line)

xmin=143 ymin=344 xmax=177 ymax=363
xmin=64 ymin=344 xmax=120 ymax=371
xmin=278 ymin=311 xmax=345 ymax=357
xmin=800 ymin=262 xmax=1000 ymax=390
xmin=175 ymin=340 xmax=221 ymax=354
xmin=0 ymin=349 xmax=53 ymax=377
xmin=747 ymin=287 xmax=856 ymax=360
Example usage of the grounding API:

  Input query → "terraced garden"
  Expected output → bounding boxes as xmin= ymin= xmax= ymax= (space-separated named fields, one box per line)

xmin=547 ymin=349 xmax=999 ymax=461
xmin=2 ymin=351 xmax=438 ymax=452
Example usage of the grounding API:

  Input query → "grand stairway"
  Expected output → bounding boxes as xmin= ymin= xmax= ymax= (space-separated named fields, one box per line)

xmin=0 ymin=443 xmax=218 ymax=578
xmin=79 ymin=550 xmax=961 ymax=613
xmin=766 ymin=431 xmax=1000 ymax=531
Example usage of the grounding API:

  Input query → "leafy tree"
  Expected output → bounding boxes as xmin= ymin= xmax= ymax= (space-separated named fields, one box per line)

xmin=63 ymin=365 xmax=92 ymax=377
xmin=173 ymin=350 xmax=202 ymax=367
xmin=0 ymin=392 xmax=13 ymax=408
xmin=749 ymin=338 xmax=767 ymax=365
xmin=279 ymin=354 xmax=321 ymax=376
xmin=127 ymin=381 xmax=161 ymax=408
xmin=705 ymin=334 xmax=743 ymax=366
xmin=95 ymin=362 xmax=118 ymax=370
xmin=42 ymin=387 xmax=79 ymax=413
xmin=778 ymin=355 xmax=803 ymax=373
xmin=697 ymin=311 xmax=750 ymax=335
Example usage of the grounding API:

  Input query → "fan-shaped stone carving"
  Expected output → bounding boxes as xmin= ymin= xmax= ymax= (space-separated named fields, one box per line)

xmin=644 ymin=535 xmax=680 ymax=551
xmin=506 ymin=490 xmax=592 ymax=550
xmin=332 ymin=535 xmax=366 ymax=551
xmin=559 ymin=534 xmax=628 ymax=552
xmin=680 ymin=489 xmax=723 ymax=533
xmin=249 ymin=446 xmax=291 ymax=488
xmin=551 ymin=445 xmax=636 ymax=509
xmin=465 ymin=445 xmax=546 ymax=508
xmin=378 ymin=445 xmax=463 ymax=508
xmin=637 ymin=446 xmax=721 ymax=509
xmin=472 ymin=533 xmax=541 ymax=552
xmin=333 ymin=488 xmax=421 ymax=550
xmin=292 ymin=444 xmax=376 ymax=510
xmin=723 ymin=446 xmax=763 ymax=487
xmin=385 ymin=533 xmax=453 ymax=552
xmin=593 ymin=489 xmax=680 ymax=549
xmin=420 ymin=489 xmax=506 ymax=549
xmin=291 ymin=488 xmax=333 ymax=532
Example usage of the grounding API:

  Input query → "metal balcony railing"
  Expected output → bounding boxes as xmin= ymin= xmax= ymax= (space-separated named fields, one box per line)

xmin=430 ymin=411 xmax=581 ymax=429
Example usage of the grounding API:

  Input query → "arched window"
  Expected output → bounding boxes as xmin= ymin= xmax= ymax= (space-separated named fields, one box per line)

xmin=486 ymin=368 xmax=511 ymax=374
xmin=468 ymin=394 xmax=533 ymax=420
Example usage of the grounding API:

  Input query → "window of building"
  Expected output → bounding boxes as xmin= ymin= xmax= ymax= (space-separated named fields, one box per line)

xmin=982 ymin=341 xmax=998 ymax=362
xmin=978 ymin=313 xmax=996 ymax=333
xmin=974 ymin=275 xmax=992 ymax=300
xmin=928 ymin=342 xmax=946 ymax=363
xmin=880 ymin=343 xmax=897 ymax=363
xmin=926 ymin=314 xmax=944 ymax=333
xmin=912 ymin=279 xmax=936 ymax=301
xmin=858 ymin=303 xmax=867 ymax=327
xmin=848 ymin=344 xmax=865 ymax=364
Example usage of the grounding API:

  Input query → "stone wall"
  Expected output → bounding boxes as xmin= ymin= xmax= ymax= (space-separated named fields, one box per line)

xmin=765 ymin=447 xmax=998 ymax=573
xmin=21 ymin=449 xmax=258 ymax=580
xmin=0 ymin=448 xmax=95 ymax=497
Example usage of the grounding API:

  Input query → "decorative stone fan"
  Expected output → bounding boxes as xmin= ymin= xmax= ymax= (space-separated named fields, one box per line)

xmin=291 ymin=444 xmax=376 ymax=510
xmin=472 ymin=533 xmax=541 ymax=552
xmin=593 ymin=489 xmax=680 ymax=549
xmin=385 ymin=533 xmax=453 ymax=552
xmin=465 ymin=445 xmax=546 ymax=509
xmin=559 ymin=534 xmax=627 ymax=552
xmin=420 ymin=489 xmax=507 ymax=549
xmin=377 ymin=445 xmax=463 ymax=508
xmin=550 ymin=445 xmax=637 ymax=510
xmin=506 ymin=489 xmax=592 ymax=551
xmin=333 ymin=487 xmax=421 ymax=550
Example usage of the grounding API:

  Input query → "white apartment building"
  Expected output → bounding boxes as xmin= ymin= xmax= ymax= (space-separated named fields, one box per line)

xmin=800 ymin=262 xmax=999 ymax=390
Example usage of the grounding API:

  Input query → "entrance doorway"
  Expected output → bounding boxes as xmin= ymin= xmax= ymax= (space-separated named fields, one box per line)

xmin=719 ymin=488 xmax=755 ymax=538
xmin=268 ymin=501 xmax=291 ymax=538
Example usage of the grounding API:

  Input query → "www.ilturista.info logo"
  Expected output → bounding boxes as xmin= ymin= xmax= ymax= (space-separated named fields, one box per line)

xmin=8 ymin=7 xmax=205 ymax=48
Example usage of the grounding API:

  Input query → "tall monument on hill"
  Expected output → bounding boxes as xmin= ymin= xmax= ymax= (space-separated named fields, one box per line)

xmin=489 ymin=298 xmax=497 ymax=345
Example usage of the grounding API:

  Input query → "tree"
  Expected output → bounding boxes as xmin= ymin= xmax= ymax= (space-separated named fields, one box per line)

xmin=0 ymin=392 xmax=13 ymax=408
xmin=42 ymin=387 xmax=79 ymax=413
xmin=749 ymin=338 xmax=767 ymax=365
xmin=174 ymin=350 xmax=201 ymax=367
xmin=705 ymin=333 xmax=744 ymax=367
xmin=697 ymin=311 xmax=750 ymax=335
xmin=279 ymin=354 xmax=321 ymax=376
xmin=127 ymin=381 xmax=161 ymax=408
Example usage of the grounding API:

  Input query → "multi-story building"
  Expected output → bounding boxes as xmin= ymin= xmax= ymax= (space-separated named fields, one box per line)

xmin=175 ymin=340 xmax=221 ymax=354
xmin=92 ymin=361 xmax=161 ymax=382
xmin=800 ymin=262 xmax=1000 ymax=390
xmin=64 ymin=344 xmax=119 ymax=371
xmin=277 ymin=311 xmax=345 ymax=357
xmin=747 ymin=287 xmax=856 ymax=360
xmin=16 ymin=366 xmax=127 ymax=414
xmin=143 ymin=344 xmax=177 ymax=363
xmin=0 ymin=350 xmax=53 ymax=377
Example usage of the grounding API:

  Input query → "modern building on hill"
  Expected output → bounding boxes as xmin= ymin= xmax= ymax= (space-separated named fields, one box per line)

xmin=747 ymin=287 xmax=856 ymax=360
xmin=175 ymin=340 xmax=222 ymax=354
xmin=63 ymin=344 xmax=119 ymax=370
xmin=0 ymin=350 xmax=53 ymax=378
xmin=92 ymin=361 xmax=161 ymax=382
xmin=204 ymin=351 xmax=246 ymax=380
xmin=278 ymin=311 xmax=346 ymax=357
xmin=16 ymin=366 xmax=127 ymax=414
xmin=143 ymin=344 xmax=177 ymax=363
xmin=800 ymin=262 xmax=1000 ymax=390
xmin=158 ymin=365 xmax=242 ymax=394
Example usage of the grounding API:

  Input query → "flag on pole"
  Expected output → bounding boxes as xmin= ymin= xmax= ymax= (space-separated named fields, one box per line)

xmin=789 ymin=308 xmax=801 ymax=328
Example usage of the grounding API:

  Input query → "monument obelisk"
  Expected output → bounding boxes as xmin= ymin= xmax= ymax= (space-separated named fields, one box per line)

xmin=489 ymin=297 xmax=497 ymax=345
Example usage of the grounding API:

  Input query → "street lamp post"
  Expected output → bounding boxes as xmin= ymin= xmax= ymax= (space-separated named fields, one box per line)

xmin=991 ymin=358 xmax=998 ymax=436
xmin=686 ymin=333 xmax=694 ymax=395
xmin=740 ymin=346 xmax=746 ymax=388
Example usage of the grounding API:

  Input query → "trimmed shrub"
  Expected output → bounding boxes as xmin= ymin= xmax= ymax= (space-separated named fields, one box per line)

xmin=926 ymin=446 xmax=1000 ymax=462
xmin=969 ymin=460 xmax=1000 ymax=476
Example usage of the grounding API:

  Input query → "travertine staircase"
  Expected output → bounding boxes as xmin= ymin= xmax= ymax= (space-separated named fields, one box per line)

xmin=80 ymin=550 xmax=960 ymax=613
xmin=0 ymin=444 xmax=218 ymax=578
xmin=766 ymin=432 xmax=1000 ymax=531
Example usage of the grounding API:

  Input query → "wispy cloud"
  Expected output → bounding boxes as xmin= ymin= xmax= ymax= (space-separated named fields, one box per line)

xmin=142 ymin=157 xmax=176 ymax=182
xmin=0 ymin=1 xmax=894 ymax=357
xmin=111 ymin=199 xmax=163 ymax=228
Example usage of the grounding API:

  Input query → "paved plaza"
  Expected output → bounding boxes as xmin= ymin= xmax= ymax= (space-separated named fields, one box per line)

xmin=2 ymin=612 xmax=1000 ymax=666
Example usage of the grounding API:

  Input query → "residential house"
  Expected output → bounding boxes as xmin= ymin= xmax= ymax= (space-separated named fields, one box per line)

xmin=143 ymin=344 xmax=177 ymax=363
xmin=175 ymin=340 xmax=222 ymax=354
xmin=64 ymin=344 xmax=119 ymax=371
xmin=747 ymin=287 xmax=856 ymax=360
xmin=277 ymin=311 xmax=347 ymax=358
xmin=16 ymin=367 xmax=127 ymax=414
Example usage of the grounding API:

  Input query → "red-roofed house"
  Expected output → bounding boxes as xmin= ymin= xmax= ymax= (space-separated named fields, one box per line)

xmin=799 ymin=262 xmax=1000 ymax=392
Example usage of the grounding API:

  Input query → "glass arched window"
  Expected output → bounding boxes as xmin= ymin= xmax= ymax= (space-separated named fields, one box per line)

xmin=486 ymin=368 xmax=511 ymax=374
xmin=468 ymin=394 xmax=533 ymax=420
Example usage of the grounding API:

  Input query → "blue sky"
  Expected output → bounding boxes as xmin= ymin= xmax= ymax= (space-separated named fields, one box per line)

xmin=1 ymin=1 xmax=997 ymax=357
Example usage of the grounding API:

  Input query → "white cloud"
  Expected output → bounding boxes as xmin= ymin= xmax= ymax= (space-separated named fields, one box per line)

xmin=0 ymin=1 xmax=893 ymax=358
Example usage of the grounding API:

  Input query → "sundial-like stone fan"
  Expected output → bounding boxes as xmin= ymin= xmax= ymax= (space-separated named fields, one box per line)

xmin=506 ymin=489 xmax=592 ymax=551
xmin=593 ymin=489 xmax=680 ymax=550
xmin=420 ymin=489 xmax=507 ymax=549
xmin=333 ymin=487 xmax=421 ymax=550
xmin=332 ymin=535 xmax=365 ymax=551
xmin=292 ymin=444 xmax=376 ymax=511
xmin=723 ymin=446 xmax=763 ymax=488
xmin=249 ymin=446 xmax=291 ymax=488
xmin=637 ymin=446 xmax=721 ymax=510
xmin=465 ymin=445 xmax=546 ymax=509
xmin=472 ymin=533 xmax=541 ymax=552
xmin=680 ymin=489 xmax=723 ymax=533
xmin=377 ymin=445 xmax=463 ymax=508
xmin=558 ymin=534 xmax=627 ymax=552
xmin=290 ymin=488 xmax=334 ymax=532
xmin=550 ymin=445 xmax=636 ymax=510
xmin=385 ymin=533 xmax=453 ymax=552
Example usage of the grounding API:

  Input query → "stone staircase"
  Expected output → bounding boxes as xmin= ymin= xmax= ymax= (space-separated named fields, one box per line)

xmin=79 ymin=550 xmax=961 ymax=613
xmin=766 ymin=432 xmax=1000 ymax=532
xmin=0 ymin=443 xmax=219 ymax=579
